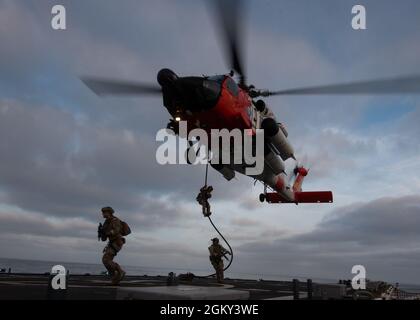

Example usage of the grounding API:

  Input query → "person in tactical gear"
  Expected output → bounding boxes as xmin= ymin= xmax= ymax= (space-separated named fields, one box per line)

xmin=196 ymin=185 xmax=213 ymax=217
xmin=208 ymin=237 xmax=231 ymax=284
xmin=98 ymin=206 xmax=126 ymax=285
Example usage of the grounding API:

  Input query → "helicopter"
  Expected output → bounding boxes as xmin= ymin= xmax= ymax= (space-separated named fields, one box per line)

xmin=81 ymin=0 xmax=420 ymax=205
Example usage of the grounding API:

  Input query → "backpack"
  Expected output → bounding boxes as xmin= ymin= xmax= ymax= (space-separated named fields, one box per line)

xmin=120 ymin=220 xmax=131 ymax=236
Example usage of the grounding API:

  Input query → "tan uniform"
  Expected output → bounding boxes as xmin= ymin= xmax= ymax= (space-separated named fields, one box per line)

xmin=208 ymin=243 xmax=229 ymax=283
xmin=196 ymin=186 xmax=213 ymax=216
xmin=101 ymin=216 xmax=125 ymax=276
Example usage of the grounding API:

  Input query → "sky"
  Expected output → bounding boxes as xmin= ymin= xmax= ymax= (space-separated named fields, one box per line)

xmin=0 ymin=0 xmax=420 ymax=284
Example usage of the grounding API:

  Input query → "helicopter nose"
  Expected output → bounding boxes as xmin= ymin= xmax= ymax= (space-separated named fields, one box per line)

xmin=157 ymin=68 xmax=179 ymax=87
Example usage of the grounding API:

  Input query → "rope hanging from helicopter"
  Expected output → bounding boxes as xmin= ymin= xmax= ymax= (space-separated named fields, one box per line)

xmin=197 ymin=161 xmax=234 ymax=278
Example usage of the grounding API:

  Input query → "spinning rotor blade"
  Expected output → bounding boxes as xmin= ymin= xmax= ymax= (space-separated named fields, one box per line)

xmin=212 ymin=0 xmax=246 ymax=85
xmin=287 ymin=168 xmax=297 ymax=186
xmin=267 ymin=75 xmax=420 ymax=96
xmin=81 ymin=77 xmax=161 ymax=96
xmin=286 ymin=160 xmax=299 ymax=186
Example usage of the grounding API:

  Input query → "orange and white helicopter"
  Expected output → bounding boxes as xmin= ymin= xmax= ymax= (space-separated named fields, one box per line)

xmin=82 ymin=0 xmax=420 ymax=205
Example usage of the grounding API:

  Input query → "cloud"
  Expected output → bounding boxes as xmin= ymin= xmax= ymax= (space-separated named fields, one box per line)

xmin=0 ymin=208 xmax=96 ymax=239
xmin=236 ymin=195 xmax=420 ymax=283
xmin=230 ymin=217 xmax=263 ymax=228
xmin=300 ymin=195 xmax=420 ymax=245
xmin=292 ymin=126 xmax=378 ymax=180
xmin=0 ymin=98 xmax=252 ymax=234
xmin=0 ymin=0 xmax=420 ymax=284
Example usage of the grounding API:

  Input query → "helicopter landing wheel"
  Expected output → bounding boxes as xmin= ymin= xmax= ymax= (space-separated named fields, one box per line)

xmin=259 ymin=193 xmax=266 ymax=203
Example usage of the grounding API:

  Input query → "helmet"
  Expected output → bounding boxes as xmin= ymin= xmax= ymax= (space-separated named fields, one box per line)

xmin=101 ymin=206 xmax=114 ymax=214
xmin=211 ymin=237 xmax=219 ymax=243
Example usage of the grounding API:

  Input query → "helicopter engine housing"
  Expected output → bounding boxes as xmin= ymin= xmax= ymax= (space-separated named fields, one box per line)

xmin=261 ymin=117 xmax=294 ymax=161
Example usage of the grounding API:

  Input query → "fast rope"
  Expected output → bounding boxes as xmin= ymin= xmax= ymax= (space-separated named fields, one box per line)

xmin=200 ymin=162 xmax=234 ymax=278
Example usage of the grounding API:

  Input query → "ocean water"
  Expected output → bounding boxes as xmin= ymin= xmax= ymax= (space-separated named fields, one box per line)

xmin=1 ymin=257 xmax=420 ymax=293
xmin=0 ymin=257 xmax=191 ymax=277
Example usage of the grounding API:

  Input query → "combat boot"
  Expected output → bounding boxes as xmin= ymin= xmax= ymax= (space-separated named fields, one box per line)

xmin=111 ymin=270 xmax=126 ymax=286
xmin=111 ymin=271 xmax=120 ymax=285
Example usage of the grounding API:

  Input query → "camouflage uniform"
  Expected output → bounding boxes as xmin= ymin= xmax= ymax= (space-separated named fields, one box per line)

xmin=196 ymin=186 xmax=213 ymax=217
xmin=101 ymin=216 xmax=125 ymax=283
xmin=208 ymin=241 xmax=230 ymax=283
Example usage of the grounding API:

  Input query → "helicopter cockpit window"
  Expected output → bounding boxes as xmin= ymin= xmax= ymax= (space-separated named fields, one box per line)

xmin=226 ymin=77 xmax=239 ymax=97
xmin=201 ymin=79 xmax=222 ymax=108
xmin=207 ymin=75 xmax=225 ymax=84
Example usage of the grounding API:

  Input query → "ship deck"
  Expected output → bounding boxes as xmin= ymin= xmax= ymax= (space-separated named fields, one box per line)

xmin=0 ymin=273 xmax=311 ymax=300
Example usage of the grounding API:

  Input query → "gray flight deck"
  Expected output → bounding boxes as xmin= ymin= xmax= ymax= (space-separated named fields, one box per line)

xmin=0 ymin=273 xmax=320 ymax=300
xmin=116 ymin=285 xmax=250 ymax=300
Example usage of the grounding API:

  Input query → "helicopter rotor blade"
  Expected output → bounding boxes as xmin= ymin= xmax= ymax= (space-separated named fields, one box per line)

xmin=212 ymin=0 xmax=246 ymax=85
xmin=81 ymin=77 xmax=162 ymax=96
xmin=287 ymin=168 xmax=296 ymax=186
xmin=267 ymin=75 xmax=420 ymax=96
